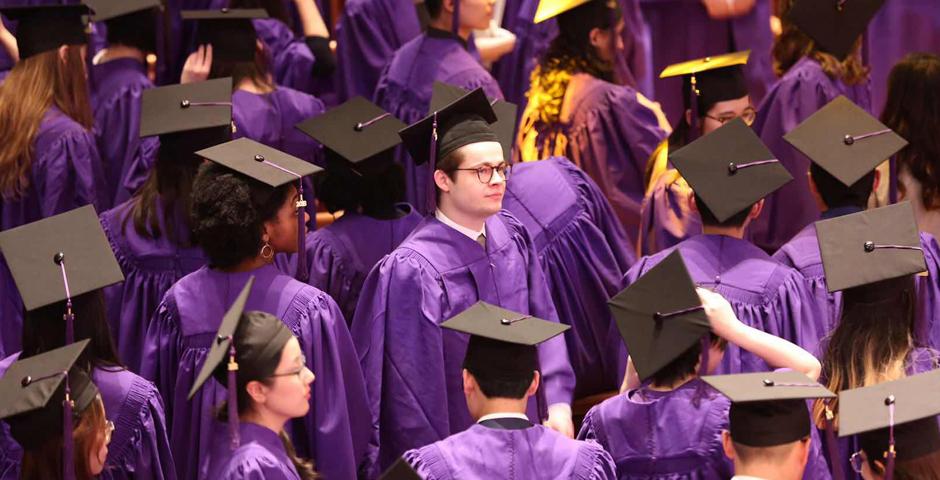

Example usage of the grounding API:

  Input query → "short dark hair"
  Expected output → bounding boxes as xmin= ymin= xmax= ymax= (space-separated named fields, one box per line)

xmin=732 ymin=438 xmax=807 ymax=466
xmin=694 ymin=193 xmax=754 ymax=228
xmin=469 ymin=369 xmax=536 ymax=400
xmin=425 ymin=0 xmax=444 ymax=18
xmin=809 ymin=163 xmax=874 ymax=210
xmin=105 ymin=8 xmax=158 ymax=53
xmin=191 ymin=162 xmax=293 ymax=269
xmin=317 ymin=152 xmax=406 ymax=215
xmin=650 ymin=333 xmax=726 ymax=387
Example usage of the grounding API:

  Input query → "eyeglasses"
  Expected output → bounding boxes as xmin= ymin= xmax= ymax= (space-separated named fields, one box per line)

xmin=453 ymin=163 xmax=511 ymax=184
xmin=103 ymin=420 xmax=115 ymax=444
xmin=705 ymin=108 xmax=757 ymax=126
xmin=271 ymin=354 xmax=309 ymax=379
xmin=850 ymin=451 xmax=865 ymax=473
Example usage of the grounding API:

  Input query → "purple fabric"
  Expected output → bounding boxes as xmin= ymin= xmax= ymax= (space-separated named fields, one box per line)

xmin=503 ymin=157 xmax=635 ymax=397
xmin=637 ymin=148 xmax=702 ymax=256
xmin=373 ymin=30 xmax=504 ymax=215
xmin=639 ymin=0 xmax=775 ymax=124
xmin=750 ymin=57 xmax=872 ymax=253
xmin=620 ymin=234 xmax=825 ymax=377
xmin=351 ymin=211 xmax=576 ymax=474
xmin=775 ymin=226 xmax=940 ymax=353
xmin=204 ymin=422 xmax=301 ymax=480
xmin=867 ymin=0 xmax=940 ymax=115
xmin=278 ymin=204 xmax=423 ymax=322
xmin=518 ymin=73 xmax=667 ymax=246
xmin=0 ymin=353 xmax=176 ymax=480
xmin=163 ymin=0 xmax=229 ymax=84
xmin=0 ymin=108 xmax=108 ymax=359
xmin=253 ymin=18 xmax=318 ymax=95
xmin=334 ymin=0 xmax=421 ymax=101
xmin=140 ymin=263 xmax=369 ymax=480
xmin=90 ymin=58 xmax=160 ymax=206
xmin=99 ymin=199 xmax=207 ymax=373
xmin=404 ymin=423 xmax=617 ymax=479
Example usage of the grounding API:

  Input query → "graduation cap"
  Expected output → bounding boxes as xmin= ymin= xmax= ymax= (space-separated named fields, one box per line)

xmin=0 ymin=340 xmax=97 ymax=480
xmin=0 ymin=5 xmax=91 ymax=60
xmin=816 ymin=202 xmax=926 ymax=292
xmin=660 ymin=51 xmax=751 ymax=136
xmin=84 ymin=0 xmax=160 ymax=22
xmin=140 ymin=78 xmax=233 ymax=154
xmin=429 ymin=82 xmax=518 ymax=164
xmin=670 ymin=118 xmax=792 ymax=223
xmin=608 ymin=250 xmax=711 ymax=382
xmin=786 ymin=0 xmax=884 ymax=60
xmin=378 ymin=458 xmax=422 ymax=480
xmin=0 ymin=205 xmax=124 ymax=344
xmin=784 ymin=96 xmax=908 ymax=187
xmin=195 ymin=137 xmax=321 ymax=281
xmin=295 ymin=97 xmax=406 ymax=176
xmin=532 ymin=0 xmax=593 ymax=23
xmin=181 ymin=9 xmax=269 ymax=62
xmin=839 ymin=369 xmax=940 ymax=476
xmin=441 ymin=301 xmax=569 ymax=420
xmin=398 ymin=86 xmax=499 ymax=211
xmin=704 ymin=371 xmax=835 ymax=447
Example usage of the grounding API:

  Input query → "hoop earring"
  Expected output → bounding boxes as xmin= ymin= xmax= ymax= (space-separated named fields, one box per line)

xmin=260 ymin=242 xmax=274 ymax=260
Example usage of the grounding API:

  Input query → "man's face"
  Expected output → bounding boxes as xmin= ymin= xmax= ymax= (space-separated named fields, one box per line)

xmin=440 ymin=141 xmax=507 ymax=218
xmin=701 ymin=95 xmax=755 ymax=135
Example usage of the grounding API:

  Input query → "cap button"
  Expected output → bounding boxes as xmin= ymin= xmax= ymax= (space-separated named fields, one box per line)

xmin=180 ymin=99 xmax=191 ymax=109
xmin=704 ymin=57 xmax=711 ymax=63
xmin=354 ymin=122 xmax=364 ymax=132
xmin=253 ymin=154 xmax=265 ymax=162
xmin=864 ymin=241 xmax=876 ymax=252
xmin=762 ymin=379 xmax=775 ymax=386
xmin=500 ymin=318 xmax=512 ymax=326
xmin=843 ymin=134 xmax=855 ymax=145
xmin=884 ymin=394 xmax=896 ymax=406
xmin=21 ymin=376 xmax=32 ymax=387
xmin=216 ymin=335 xmax=229 ymax=344
xmin=221 ymin=7 xmax=229 ymax=13
xmin=727 ymin=162 xmax=738 ymax=175
xmin=53 ymin=252 xmax=65 ymax=265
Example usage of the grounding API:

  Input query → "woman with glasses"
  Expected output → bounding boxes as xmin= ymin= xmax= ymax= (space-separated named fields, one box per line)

xmin=141 ymin=149 xmax=369 ymax=480
xmin=515 ymin=0 xmax=667 ymax=248
xmin=638 ymin=53 xmax=755 ymax=256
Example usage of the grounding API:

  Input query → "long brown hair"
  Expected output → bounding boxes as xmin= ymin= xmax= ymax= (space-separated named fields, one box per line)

xmin=209 ymin=45 xmax=274 ymax=92
xmin=20 ymin=395 xmax=108 ymax=480
xmin=771 ymin=0 xmax=869 ymax=85
xmin=0 ymin=46 xmax=93 ymax=200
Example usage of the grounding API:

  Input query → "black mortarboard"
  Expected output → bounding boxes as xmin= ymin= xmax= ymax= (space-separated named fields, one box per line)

xmin=181 ymin=9 xmax=268 ymax=62
xmin=816 ymin=202 xmax=926 ymax=292
xmin=660 ymin=51 xmax=750 ymax=121
xmin=441 ymin=301 xmax=569 ymax=379
xmin=704 ymin=371 xmax=835 ymax=447
xmin=84 ymin=0 xmax=160 ymax=22
xmin=295 ymin=97 xmax=405 ymax=175
xmin=379 ymin=458 xmax=422 ymax=480
xmin=196 ymin=138 xmax=321 ymax=281
xmin=608 ymin=250 xmax=711 ymax=382
xmin=0 ymin=340 xmax=97 ymax=459
xmin=0 ymin=5 xmax=90 ymax=60
xmin=784 ymin=95 xmax=908 ymax=187
xmin=839 ymin=369 xmax=940 ymax=472
xmin=399 ymin=86 xmax=498 ymax=167
xmin=670 ymin=118 xmax=792 ymax=223
xmin=140 ymin=78 xmax=233 ymax=154
xmin=429 ymin=81 xmax=518 ymax=163
xmin=0 ymin=205 xmax=124 ymax=312
xmin=787 ymin=0 xmax=884 ymax=60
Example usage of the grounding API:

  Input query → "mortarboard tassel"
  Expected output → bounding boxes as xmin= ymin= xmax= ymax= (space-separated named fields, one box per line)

xmin=687 ymin=73 xmax=701 ymax=143
xmin=252 ymin=155 xmax=308 ymax=282
xmin=884 ymin=395 xmax=896 ymax=480
xmin=427 ymin=112 xmax=440 ymax=214
xmin=226 ymin=340 xmax=241 ymax=450
xmin=451 ymin=0 xmax=461 ymax=36
xmin=53 ymin=252 xmax=75 ymax=347
xmin=63 ymin=370 xmax=75 ymax=480
xmin=823 ymin=399 xmax=845 ymax=480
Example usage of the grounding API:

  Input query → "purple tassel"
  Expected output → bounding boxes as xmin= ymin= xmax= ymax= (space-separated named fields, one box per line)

xmin=451 ymin=0 xmax=461 ymax=35
xmin=227 ymin=344 xmax=240 ymax=450
xmin=823 ymin=401 xmax=844 ymax=480
xmin=295 ymin=180 xmax=308 ymax=282
xmin=697 ymin=335 xmax=710 ymax=377
xmin=54 ymin=253 xmax=75 ymax=345
xmin=62 ymin=372 xmax=75 ymax=480
xmin=427 ymin=112 xmax=439 ymax=214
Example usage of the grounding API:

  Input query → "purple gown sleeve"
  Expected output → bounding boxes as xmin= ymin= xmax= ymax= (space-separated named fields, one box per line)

xmin=140 ymin=299 xmax=182 ymax=428
xmin=34 ymin=126 xmax=109 ymax=215
xmin=577 ymin=441 xmax=617 ymax=480
xmin=403 ymin=448 xmax=438 ymax=480
xmin=107 ymin=378 xmax=177 ymax=480
xmin=290 ymin=292 xmax=370 ymax=480
xmin=351 ymin=252 xmax=450 ymax=475
xmin=916 ymin=232 xmax=940 ymax=349
xmin=444 ymin=67 xmax=505 ymax=102
xmin=218 ymin=453 xmax=298 ymax=480
xmin=255 ymin=19 xmax=317 ymax=94
xmin=94 ymin=80 xmax=158 ymax=205
xmin=305 ymin=237 xmax=360 ymax=323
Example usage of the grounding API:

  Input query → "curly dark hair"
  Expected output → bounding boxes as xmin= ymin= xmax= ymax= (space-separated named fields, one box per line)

xmin=881 ymin=53 xmax=940 ymax=210
xmin=191 ymin=162 xmax=293 ymax=268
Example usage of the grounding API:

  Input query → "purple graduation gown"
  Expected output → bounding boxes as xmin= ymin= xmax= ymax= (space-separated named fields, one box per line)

xmin=141 ymin=263 xmax=370 ymax=480
xmin=621 ymin=234 xmax=825 ymax=376
xmin=99 ymin=199 xmax=207 ymax=373
xmin=0 ymin=353 xmax=176 ymax=480
xmin=233 ymin=86 xmax=325 ymax=165
xmin=640 ymin=0 xmax=775 ymax=124
xmin=517 ymin=73 xmax=667 ymax=245
xmin=351 ymin=211 xmax=576 ymax=473
xmin=334 ymin=0 xmax=422 ymax=101
xmin=373 ymin=29 xmax=504 ymax=214
xmin=204 ymin=422 xmax=301 ymax=480
xmin=579 ymin=378 xmax=831 ymax=480
xmin=0 ymin=107 xmax=108 ymax=359
xmin=404 ymin=422 xmax=617 ymax=479
xmin=637 ymin=143 xmax=702 ymax=256
xmin=503 ymin=157 xmax=635 ymax=397
xmin=750 ymin=57 xmax=872 ymax=252
xmin=90 ymin=57 xmax=160 ymax=206
xmin=253 ymin=18 xmax=318 ymax=95
xmin=280 ymin=204 xmax=423 ymax=322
